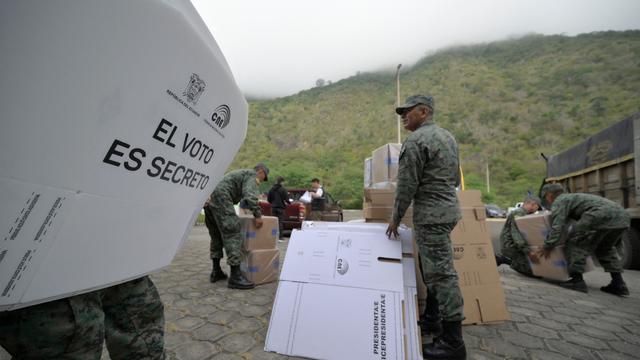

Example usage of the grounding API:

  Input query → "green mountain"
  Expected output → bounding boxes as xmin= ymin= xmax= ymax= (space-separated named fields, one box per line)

xmin=231 ymin=31 xmax=640 ymax=209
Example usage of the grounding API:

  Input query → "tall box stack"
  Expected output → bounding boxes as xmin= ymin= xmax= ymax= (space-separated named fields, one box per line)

xmin=515 ymin=212 xmax=594 ymax=281
xmin=451 ymin=190 xmax=510 ymax=324
xmin=363 ymin=143 xmax=412 ymax=225
xmin=240 ymin=215 xmax=280 ymax=285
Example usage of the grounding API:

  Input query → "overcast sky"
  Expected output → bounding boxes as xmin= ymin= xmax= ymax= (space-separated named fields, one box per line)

xmin=192 ymin=0 xmax=640 ymax=98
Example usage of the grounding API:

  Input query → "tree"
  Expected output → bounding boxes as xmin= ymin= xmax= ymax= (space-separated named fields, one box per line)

xmin=315 ymin=78 xmax=326 ymax=87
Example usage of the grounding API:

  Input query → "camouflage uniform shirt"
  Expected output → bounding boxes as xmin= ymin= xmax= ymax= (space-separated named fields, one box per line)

xmin=545 ymin=193 xmax=630 ymax=249
xmin=211 ymin=169 xmax=262 ymax=218
xmin=393 ymin=121 xmax=461 ymax=224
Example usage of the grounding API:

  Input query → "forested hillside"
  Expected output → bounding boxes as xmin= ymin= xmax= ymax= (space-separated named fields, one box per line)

xmin=231 ymin=31 xmax=640 ymax=208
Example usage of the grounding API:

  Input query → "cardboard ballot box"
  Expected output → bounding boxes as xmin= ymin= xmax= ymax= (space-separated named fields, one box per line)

xmin=372 ymin=143 xmax=401 ymax=184
xmin=0 ymin=1 xmax=248 ymax=310
xmin=241 ymin=249 xmax=280 ymax=285
xmin=266 ymin=225 xmax=421 ymax=360
xmin=515 ymin=212 xmax=595 ymax=281
xmin=241 ymin=215 xmax=279 ymax=251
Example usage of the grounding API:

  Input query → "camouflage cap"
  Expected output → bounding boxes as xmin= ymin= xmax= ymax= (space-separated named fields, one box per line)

xmin=254 ymin=162 xmax=269 ymax=181
xmin=395 ymin=95 xmax=435 ymax=115
xmin=540 ymin=183 xmax=564 ymax=198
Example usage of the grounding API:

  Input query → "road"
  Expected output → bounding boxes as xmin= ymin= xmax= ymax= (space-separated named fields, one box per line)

xmin=2 ymin=212 xmax=639 ymax=359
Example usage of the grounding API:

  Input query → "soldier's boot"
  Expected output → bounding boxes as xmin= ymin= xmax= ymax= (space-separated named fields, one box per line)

xmin=558 ymin=273 xmax=588 ymax=293
xmin=423 ymin=321 xmax=466 ymax=360
xmin=495 ymin=254 xmax=511 ymax=266
xmin=420 ymin=292 xmax=443 ymax=338
xmin=419 ymin=315 xmax=443 ymax=338
xmin=227 ymin=265 xmax=255 ymax=290
xmin=210 ymin=258 xmax=228 ymax=283
xmin=601 ymin=272 xmax=630 ymax=297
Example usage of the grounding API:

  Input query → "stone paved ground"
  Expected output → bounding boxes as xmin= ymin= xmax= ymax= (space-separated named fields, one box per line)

xmin=2 ymin=219 xmax=640 ymax=360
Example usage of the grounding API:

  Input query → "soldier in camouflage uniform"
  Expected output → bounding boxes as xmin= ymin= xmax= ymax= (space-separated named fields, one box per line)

xmin=0 ymin=275 xmax=165 ymax=359
xmin=496 ymin=196 xmax=541 ymax=277
xmin=387 ymin=95 xmax=466 ymax=360
xmin=537 ymin=184 xmax=630 ymax=296
xmin=206 ymin=163 xmax=268 ymax=290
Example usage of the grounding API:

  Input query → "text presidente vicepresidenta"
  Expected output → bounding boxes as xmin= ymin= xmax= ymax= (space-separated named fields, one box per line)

xmin=373 ymin=294 xmax=388 ymax=359
xmin=102 ymin=118 xmax=215 ymax=190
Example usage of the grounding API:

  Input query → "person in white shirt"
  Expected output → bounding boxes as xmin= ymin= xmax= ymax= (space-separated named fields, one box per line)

xmin=307 ymin=178 xmax=324 ymax=220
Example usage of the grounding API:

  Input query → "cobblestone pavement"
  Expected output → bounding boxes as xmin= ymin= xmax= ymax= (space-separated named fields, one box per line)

xmin=2 ymin=220 xmax=640 ymax=360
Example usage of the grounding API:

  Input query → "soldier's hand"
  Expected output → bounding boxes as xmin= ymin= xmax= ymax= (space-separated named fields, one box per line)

xmin=254 ymin=217 xmax=264 ymax=229
xmin=528 ymin=251 xmax=540 ymax=264
xmin=386 ymin=222 xmax=399 ymax=239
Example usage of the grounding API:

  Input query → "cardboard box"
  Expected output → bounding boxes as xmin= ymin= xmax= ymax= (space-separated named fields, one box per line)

xmin=364 ymin=187 xmax=396 ymax=205
xmin=412 ymin=199 xmax=510 ymax=324
xmin=362 ymin=187 xmax=413 ymax=226
xmin=266 ymin=227 xmax=418 ymax=360
xmin=514 ymin=212 xmax=552 ymax=247
xmin=0 ymin=1 xmax=248 ymax=310
xmin=450 ymin=205 xmax=510 ymax=324
xmin=241 ymin=215 xmax=278 ymax=251
xmin=457 ymin=190 xmax=483 ymax=207
xmin=364 ymin=157 xmax=372 ymax=188
xmin=241 ymin=249 xmax=280 ymax=285
xmin=516 ymin=213 xmax=595 ymax=281
xmin=372 ymin=143 xmax=401 ymax=184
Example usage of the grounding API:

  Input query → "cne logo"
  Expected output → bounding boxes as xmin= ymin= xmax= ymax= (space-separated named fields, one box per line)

xmin=336 ymin=258 xmax=349 ymax=275
xmin=183 ymin=73 xmax=206 ymax=104
xmin=211 ymin=105 xmax=231 ymax=129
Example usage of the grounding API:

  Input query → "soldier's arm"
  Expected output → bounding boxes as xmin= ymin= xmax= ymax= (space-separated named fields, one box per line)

xmin=544 ymin=201 xmax=569 ymax=249
xmin=242 ymin=177 xmax=262 ymax=218
xmin=509 ymin=211 xmax=530 ymax=252
xmin=392 ymin=139 xmax=424 ymax=224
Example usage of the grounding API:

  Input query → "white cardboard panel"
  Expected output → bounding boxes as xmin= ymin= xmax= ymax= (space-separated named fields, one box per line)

xmin=0 ymin=1 xmax=247 ymax=310
xmin=266 ymin=281 xmax=405 ymax=360
xmin=282 ymin=229 xmax=403 ymax=292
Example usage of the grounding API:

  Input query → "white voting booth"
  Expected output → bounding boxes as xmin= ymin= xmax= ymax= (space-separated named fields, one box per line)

xmin=266 ymin=222 xmax=422 ymax=360
xmin=0 ymin=1 xmax=247 ymax=310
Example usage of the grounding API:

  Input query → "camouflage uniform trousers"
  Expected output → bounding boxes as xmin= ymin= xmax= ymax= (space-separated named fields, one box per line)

xmin=415 ymin=222 xmax=465 ymax=322
xmin=564 ymin=227 xmax=626 ymax=274
xmin=0 ymin=276 xmax=165 ymax=360
xmin=205 ymin=201 xmax=243 ymax=266
xmin=502 ymin=244 xmax=534 ymax=276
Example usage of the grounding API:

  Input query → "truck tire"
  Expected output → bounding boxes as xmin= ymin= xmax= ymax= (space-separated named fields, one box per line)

xmin=620 ymin=227 xmax=640 ymax=270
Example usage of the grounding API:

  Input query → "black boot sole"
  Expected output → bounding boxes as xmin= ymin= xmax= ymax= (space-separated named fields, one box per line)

xmin=601 ymin=286 xmax=630 ymax=297
xmin=210 ymin=273 xmax=228 ymax=283
xmin=227 ymin=282 xmax=256 ymax=290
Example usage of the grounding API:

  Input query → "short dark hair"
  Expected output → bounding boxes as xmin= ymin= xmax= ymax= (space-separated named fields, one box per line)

xmin=277 ymin=176 xmax=285 ymax=184
xmin=311 ymin=178 xmax=320 ymax=183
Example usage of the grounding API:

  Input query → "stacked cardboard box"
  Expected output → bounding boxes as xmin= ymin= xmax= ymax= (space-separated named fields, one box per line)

xmin=239 ymin=215 xmax=280 ymax=285
xmin=265 ymin=224 xmax=421 ymax=359
xmin=515 ymin=212 xmax=594 ymax=281
xmin=371 ymin=143 xmax=401 ymax=185
xmin=362 ymin=187 xmax=413 ymax=226
xmin=451 ymin=190 xmax=510 ymax=324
